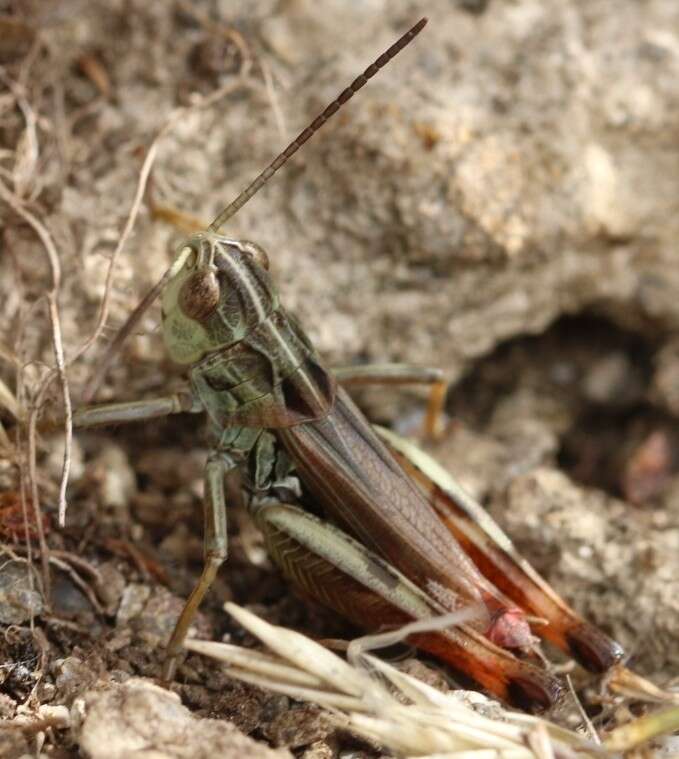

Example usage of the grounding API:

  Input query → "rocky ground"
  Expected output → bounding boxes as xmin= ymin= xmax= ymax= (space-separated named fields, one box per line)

xmin=1 ymin=1 xmax=679 ymax=756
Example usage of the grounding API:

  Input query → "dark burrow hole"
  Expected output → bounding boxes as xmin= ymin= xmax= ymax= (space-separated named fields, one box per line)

xmin=447 ymin=313 xmax=678 ymax=503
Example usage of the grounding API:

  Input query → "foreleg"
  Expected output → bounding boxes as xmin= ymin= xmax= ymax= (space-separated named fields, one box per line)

xmin=68 ymin=390 xmax=201 ymax=429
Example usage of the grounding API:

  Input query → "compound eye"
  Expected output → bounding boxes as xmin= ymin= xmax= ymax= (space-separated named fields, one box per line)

xmin=178 ymin=268 xmax=220 ymax=322
xmin=241 ymin=241 xmax=270 ymax=270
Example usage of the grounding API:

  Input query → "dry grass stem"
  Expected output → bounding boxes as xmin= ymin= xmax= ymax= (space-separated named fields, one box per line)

xmin=0 ymin=375 xmax=20 ymax=419
xmin=604 ymin=665 xmax=679 ymax=705
xmin=0 ymin=176 xmax=68 ymax=589
xmin=565 ymin=674 xmax=600 ymax=744
xmin=346 ymin=607 xmax=483 ymax=668
xmin=602 ymin=705 xmax=679 ymax=753
xmin=47 ymin=292 xmax=71 ymax=527
xmin=186 ymin=603 xmax=604 ymax=759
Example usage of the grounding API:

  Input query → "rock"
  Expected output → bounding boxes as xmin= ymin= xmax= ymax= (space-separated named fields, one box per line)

xmin=97 ymin=561 xmax=127 ymax=615
xmin=116 ymin=583 xmax=151 ymax=627
xmin=582 ymin=352 xmax=637 ymax=405
xmin=52 ymin=569 xmax=98 ymax=621
xmin=72 ymin=679 xmax=291 ymax=759
xmin=96 ymin=444 xmax=137 ymax=512
xmin=9 ymin=1 xmax=679 ymax=391
xmin=0 ymin=560 xmax=43 ymax=625
xmin=54 ymin=656 xmax=101 ymax=707
xmin=134 ymin=587 xmax=209 ymax=649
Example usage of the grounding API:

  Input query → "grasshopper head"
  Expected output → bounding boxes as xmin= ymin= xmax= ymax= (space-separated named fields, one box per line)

xmin=161 ymin=232 xmax=278 ymax=364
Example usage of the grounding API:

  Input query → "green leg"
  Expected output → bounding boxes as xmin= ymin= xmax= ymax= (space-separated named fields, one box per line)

xmin=332 ymin=363 xmax=447 ymax=438
xmin=69 ymin=390 xmax=202 ymax=429
xmin=251 ymin=499 xmax=437 ymax=622
xmin=69 ymin=390 xmax=234 ymax=679
xmin=163 ymin=451 xmax=235 ymax=681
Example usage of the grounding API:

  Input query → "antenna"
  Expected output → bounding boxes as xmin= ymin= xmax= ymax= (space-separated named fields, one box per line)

xmin=209 ymin=17 xmax=427 ymax=232
xmin=83 ymin=18 xmax=427 ymax=402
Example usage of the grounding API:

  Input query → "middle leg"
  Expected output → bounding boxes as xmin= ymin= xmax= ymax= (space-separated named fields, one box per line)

xmin=333 ymin=363 xmax=447 ymax=438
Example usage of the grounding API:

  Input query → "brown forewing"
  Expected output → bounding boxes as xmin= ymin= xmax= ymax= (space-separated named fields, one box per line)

xmin=278 ymin=387 xmax=520 ymax=630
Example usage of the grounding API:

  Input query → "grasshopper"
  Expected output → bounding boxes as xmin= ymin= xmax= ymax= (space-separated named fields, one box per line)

xmin=70 ymin=18 xmax=623 ymax=711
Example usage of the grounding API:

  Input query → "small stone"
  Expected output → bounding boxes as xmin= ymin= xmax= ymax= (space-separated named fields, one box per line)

xmin=93 ymin=444 xmax=137 ymax=512
xmin=54 ymin=656 xmax=100 ymax=707
xmin=581 ymin=144 xmax=639 ymax=239
xmin=0 ymin=560 xmax=43 ymax=625
xmin=582 ymin=352 xmax=636 ymax=405
xmin=135 ymin=587 xmax=205 ymax=649
xmin=301 ymin=740 xmax=335 ymax=759
xmin=116 ymin=583 xmax=151 ymax=627
xmin=74 ymin=678 xmax=291 ymax=759
xmin=97 ymin=561 xmax=127 ymax=615
xmin=52 ymin=569 xmax=96 ymax=619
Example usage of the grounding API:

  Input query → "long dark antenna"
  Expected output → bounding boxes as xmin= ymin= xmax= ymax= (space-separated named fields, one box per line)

xmin=209 ymin=17 xmax=427 ymax=232
xmin=84 ymin=19 xmax=427 ymax=402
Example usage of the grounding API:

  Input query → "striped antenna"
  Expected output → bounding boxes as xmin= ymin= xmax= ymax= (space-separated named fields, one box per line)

xmin=209 ymin=17 xmax=427 ymax=232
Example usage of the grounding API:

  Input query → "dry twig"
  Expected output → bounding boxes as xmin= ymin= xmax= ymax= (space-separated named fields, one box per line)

xmin=0 ymin=178 xmax=69 ymax=593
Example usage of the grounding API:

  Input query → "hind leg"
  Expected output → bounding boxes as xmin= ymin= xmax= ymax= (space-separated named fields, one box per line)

xmin=252 ymin=498 xmax=561 ymax=712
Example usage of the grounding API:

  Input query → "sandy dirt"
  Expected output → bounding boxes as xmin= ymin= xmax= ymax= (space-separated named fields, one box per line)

xmin=1 ymin=1 xmax=679 ymax=756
